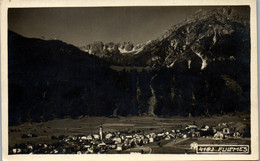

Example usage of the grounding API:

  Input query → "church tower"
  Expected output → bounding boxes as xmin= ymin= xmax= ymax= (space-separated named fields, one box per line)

xmin=99 ymin=125 xmax=103 ymax=140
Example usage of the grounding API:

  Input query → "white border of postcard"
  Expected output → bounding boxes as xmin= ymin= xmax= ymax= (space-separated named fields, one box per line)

xmin=0 ymin=0 xmax=258 ymax=160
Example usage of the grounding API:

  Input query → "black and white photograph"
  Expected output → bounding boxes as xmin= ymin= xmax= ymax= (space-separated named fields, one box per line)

xmin=1 ymin=0 xmax=258 ymax=160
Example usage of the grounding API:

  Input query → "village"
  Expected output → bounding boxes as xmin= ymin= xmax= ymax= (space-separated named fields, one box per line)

xmin=9 ymin=121 xmax=249 ymax=154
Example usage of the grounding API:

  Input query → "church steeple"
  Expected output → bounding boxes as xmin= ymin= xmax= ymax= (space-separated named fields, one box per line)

xmin=99 ymin=125 xmax=103 ymax=140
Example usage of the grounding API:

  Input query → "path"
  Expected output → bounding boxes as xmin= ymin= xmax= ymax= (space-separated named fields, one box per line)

xmin=163 ymin=138 xmax=190 ymax=147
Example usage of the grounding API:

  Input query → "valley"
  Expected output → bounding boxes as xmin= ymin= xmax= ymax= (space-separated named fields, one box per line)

xmin=8 ymin=6 xmax=251 ymax=144
xmin=9 ymin=114 xmax=250 ymax=154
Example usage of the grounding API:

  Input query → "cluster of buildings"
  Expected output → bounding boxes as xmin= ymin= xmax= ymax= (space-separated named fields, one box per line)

xmin=10 ymin=122 xmax=245 ymax=154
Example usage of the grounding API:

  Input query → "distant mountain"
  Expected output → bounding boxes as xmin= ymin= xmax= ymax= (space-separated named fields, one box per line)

xmin=80 ymin=41 xmax=145 ymax=66
xmin=8 ymin=7 xmax=250 ymax=125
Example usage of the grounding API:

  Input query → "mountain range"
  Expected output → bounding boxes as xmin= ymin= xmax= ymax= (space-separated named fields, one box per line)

xmin=8 ymin=7 xmax=250 ymax=125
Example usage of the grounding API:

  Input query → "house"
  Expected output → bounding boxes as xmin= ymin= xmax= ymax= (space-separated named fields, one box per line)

xmin=201 ymin=125 xmax=210 ymax=131
xmin=124 ymin=138 xmax=129 ymax=144
xmin=53 ymin=149 xmax=59 ymax=154
xmin=93 ymin=134 xmax=100 ymax=140
xmin=150 ymin=133 xmax=156 ymax=138
xmin=62 ymin=148 xmax=66 ymax=153
xmin=126 ymin=135 xmax=133 ymax=139
xmin=98 ymin=142 xmax=106 ymax=147
xmin=149 ymin=137 xmax=154 ymax=143
xmin=81 ymin=136 xmax=88 ymax=140
xmin=233 ymin=131 xmax=241 ymax=138
xmin=205 ymin=125 xmax=210 ymax=130
xmin=133 ymin=134 xmax=139 ymax=138
xmin=169 ymin=133 xmax=176 ymax=138
xmin=201 ymin=128 xmax=208 ymax=131
xmin=124 ymin=142 xmax=130 ymax=148
xmin=64 ymin=138 xmax=70 ymax=142
xmin=190 ymin=142 xmax=198 ymax=150
xmin=86 ymin=135 xmax=93 ymax=140
xmin=143 ymin=138 xmax=149 ymax=144
xmin=136 ymin=138 xmax=142 ymax=143
xmin=87 ymin=147 xmax=94 ymax=153
xmin=176 ymin=133 xmax=183 ymax=138
xmin=139 ymin=135 xmax=145 ymax=140
xmin=77 ymin=151 xmax=82 ymax=154
xmin=72 ymin=136 xmax=77 ymax=141
xmin=192 ymin=131 xmax=200 ymax=138
xmin=157 ymin=133 xmax=165 ymax=137
xmin=111 ymin=144 xmax=117 ymax=149
xmin=91 ymin=140 xmax=100 ymax=145
xmin=121 ymin=135 xmax=126 ymax=140
xmin=116 ymin=144 xmax=122 ymax=151
xmin=12 ymin=148 xmax=22 ymax=154
xmin=165 ymin=136 xmax=171 ymax=140
xmin=223 ymin=127 xmax=230 ymax=134
xmin=27 ymin=145 xmax=33 ymax=150
xmin=98 ymin=142 xmax=107 ymax=150
xmin=185 ymin=125 xmax=197 ymax=134
xmin=83 ymin=144 xmax=91 ymax=149
xmin=103 ymin=140 xmax=116 ymax=148
xmin=130 ymin=139 xmax=137 ymax=147
xmin=113 ymin=137 xmax=122 ymax=144
xmin=105 ymin=133 xmax=113 ymax=139
xmin=186 ymin=124 xmax=198 ymax=130
xmin=213 ymin=132 xmax=224 ymax=140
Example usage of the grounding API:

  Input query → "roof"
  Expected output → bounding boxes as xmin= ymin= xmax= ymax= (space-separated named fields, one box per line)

xmin=186 ymin=125 xmax=198 ymax=129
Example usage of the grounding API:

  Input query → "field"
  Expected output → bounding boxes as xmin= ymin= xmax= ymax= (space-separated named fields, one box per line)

xmin=9 ymin=114 xmax=250 ymax=148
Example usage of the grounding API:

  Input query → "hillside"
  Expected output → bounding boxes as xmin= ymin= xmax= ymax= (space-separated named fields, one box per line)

xmin=8 ymin=31 xmax=119 ymax=124
xmin=8 ymin=31 xmax=156 ymax=125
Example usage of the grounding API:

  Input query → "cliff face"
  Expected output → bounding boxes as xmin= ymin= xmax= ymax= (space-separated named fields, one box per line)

xmin=8 ymin=7 xmax=250 ymax=125
xmin=139 ymin=7 xmax=249 ymax=68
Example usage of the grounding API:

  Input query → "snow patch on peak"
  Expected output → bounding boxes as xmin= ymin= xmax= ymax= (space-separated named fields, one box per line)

xmin=118 ymin=44 xmax=144 ymax=55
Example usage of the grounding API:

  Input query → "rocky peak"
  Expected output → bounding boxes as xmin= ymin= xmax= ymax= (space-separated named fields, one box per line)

xmin=140 ymin=7 xmax=250 ymax=70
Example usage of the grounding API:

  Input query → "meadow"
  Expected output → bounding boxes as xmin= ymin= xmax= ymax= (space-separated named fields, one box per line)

xmin=9 ymin=114 xmax=250 ymax=148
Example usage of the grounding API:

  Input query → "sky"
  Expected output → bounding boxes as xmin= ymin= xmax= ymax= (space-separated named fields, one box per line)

xmin=8 ymin=6 xmax=249 ymax=47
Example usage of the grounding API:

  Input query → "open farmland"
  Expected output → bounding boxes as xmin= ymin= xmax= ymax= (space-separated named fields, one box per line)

xmin=9 ymin=114 xmax=250 ymax=148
